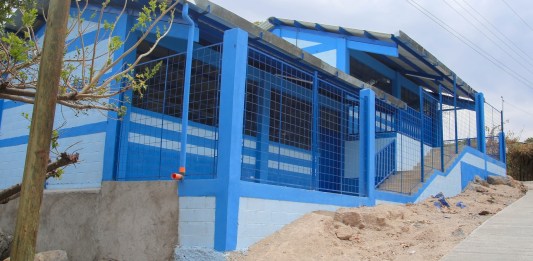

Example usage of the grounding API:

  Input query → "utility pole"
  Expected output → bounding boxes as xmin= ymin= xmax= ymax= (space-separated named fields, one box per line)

xmin=10 ymin=1 xmax=70 ymax=260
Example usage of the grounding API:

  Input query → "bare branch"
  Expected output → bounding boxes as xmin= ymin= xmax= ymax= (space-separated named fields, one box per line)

xmin=0 ymin=153 xmax=80 ymax=204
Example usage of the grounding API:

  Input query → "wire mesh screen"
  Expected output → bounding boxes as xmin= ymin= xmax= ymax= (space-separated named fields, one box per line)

xmin=456 ymin=98 xmax=477 ymax=152
xmin=241 ymin=47 xmax=363 ymax=196
xmin=122 ymin=43 xmax=222 ymax=180
xmin=422 ymin=92 xmax=442 ymax=172
xmin=441 ymin=92 xmax=457 ymax=164
xmin=242 ymin=47 xmax=314 ymax=189
xmin=377 ymin=106 xmax=423 ymax=194
xmin=319 ymin=79 xmax=359 ymax=195
xmin=485 ymin=102 xmax=502 ymax=161
xmin=374 ymin=99 xmax=397 ymax=188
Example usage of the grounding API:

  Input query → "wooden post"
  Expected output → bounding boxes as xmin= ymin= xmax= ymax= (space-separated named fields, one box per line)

xmin=10 ymin=1 xmax=70 ymax=260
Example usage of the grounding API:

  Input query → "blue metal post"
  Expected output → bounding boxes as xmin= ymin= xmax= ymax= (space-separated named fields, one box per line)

xmin=393 ymin=71 xmax=402 ymax=99
xmin=311 ymin=71 xmax=319 ymax=190
xmin=103 ymin=13 xmax=135 ymax=181
xmin=419 ymin=86 xmax=425 ymax=182
xmin=179 ymin=4 xmax=195 ymax=175
xmin=158 ymin=58 xmax=170 ymax=178
xmin=500 ymin=109 xmax=506 ymax=163
xmin=453 ymin=74 xmax=458 ymax=154
xmin=255 ymin=75 xmax=271 ymax=181
xmin=358 ymin=89 xmax=375 ymax=203
xmin=475 ymin=92 xmax=486 ymax=153
xmin=439 ymin=84 xmax=444 ymax=171
xmin=499 ymin=131 xmax=506 ymax=163
xmin=214 ymin=28 xmax=248 ymax=251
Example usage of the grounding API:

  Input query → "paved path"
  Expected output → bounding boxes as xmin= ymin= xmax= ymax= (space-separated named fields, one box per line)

xmin=442 ymin=182 xmax=533 ymax=261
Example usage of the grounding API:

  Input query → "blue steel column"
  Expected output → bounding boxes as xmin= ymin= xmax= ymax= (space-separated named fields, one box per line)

xmin=419 ymin=86 xmax=425 ymax=182
xmin=179 ymin=4 xmax=195 ymax=175
xmin=393 ymin=71 xmax=402 ymax=99
xmin=453 ymin=74 xmax=458 ymax=154
xmin=311 ymin=71 xmax=319 ymax=190
xmin=255 ymin=74 xmax=271 ymax=181
xmin=103 ymin=14 xmax=135 ymax=181
xmin=214 ymin=28 xmax=248 ymax=251
xmin=475 ymin=92 xmax=486 ymax=153
xmin=499 ymin=131 xmax=506 ymax=163
xmin=499 ymin=109 xmax=506 ymax=163
xmin=439 ymin=84 xmax=444 ymax=171
xmin=358 ymin=89 xmax=375 ymax=203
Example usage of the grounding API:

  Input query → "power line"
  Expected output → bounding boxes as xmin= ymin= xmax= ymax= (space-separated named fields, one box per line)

xmin=450 ymin=0 xmax=533 ymax=69
xmin=460 ymin=0 xmax=533 ymax=65
xmin=501 ymin=0 xmax=533 ymax=32
xmin=405 ymin=0 xmax=533 ymax=90
xmin=504 ymin=100 xmax=533 ymax=118
xmin=442 ymin=0 xmax=533 ymax=76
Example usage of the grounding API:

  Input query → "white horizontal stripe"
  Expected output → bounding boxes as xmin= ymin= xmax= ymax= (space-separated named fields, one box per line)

xmin=268 ymin=160 xmax=311 ymax=175
xmin=128 ymin=133 xmax=216 ymax=157
xmin=130 ymin=113 xmax=217 ymax=140
xmin=269 ymin=145 xmax=312 ymax=161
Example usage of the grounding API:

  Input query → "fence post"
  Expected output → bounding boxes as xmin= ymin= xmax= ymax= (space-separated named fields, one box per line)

xmin=359 ymin=89 xmax=375 ymax=202
xmin=475 ymin=92 xmax=486 ymax=154
xmin=453 ymin=74 xmax=459 ymax=154
xmin=499 ymin=131 xmax=506 ymax=163
xmin=500 ymin=110 xmax=506 ymax=163
xmin=214 ymin=28 xmax=248 ymax=251
xmin=419 ymin=87 xmax=425 ymax=182
xmin=439 ymin=84 xmax=444 ymax=171
xmin=312 ymin=71 xmax=319 ymax=190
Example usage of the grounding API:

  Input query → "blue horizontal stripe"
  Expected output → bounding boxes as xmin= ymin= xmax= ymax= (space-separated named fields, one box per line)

xmin=0 ymin=121 xmax=107 ymax=147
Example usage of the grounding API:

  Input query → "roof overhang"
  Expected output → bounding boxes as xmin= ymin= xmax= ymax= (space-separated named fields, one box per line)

xmin=261 ymin=17 xmax=476 ymax=100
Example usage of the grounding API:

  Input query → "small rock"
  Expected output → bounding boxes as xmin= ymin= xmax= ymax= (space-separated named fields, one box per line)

xmin=335 ymin=226 xmax=354 ymax=240
xmin=334 ymin=211 xmax=362 ymax=227
xmin=487 ymin=175 xmax=511 ymax=186
xmin=0 ymin=231 xmax=12 ymax=261
xmin=452 ymin=228 xmax=465 ymax=237
xmin=474 ymin=185 xmax=489 ymax=193
xmin=478 ymin=210 xmax=491 ymax=216
xmin=409 ymin=250 xmax=416 ymax=255
xmin=474 ymin=175 xmax=490 ymax=187
xmin=376 ymin=217 xmax=387 ymax=227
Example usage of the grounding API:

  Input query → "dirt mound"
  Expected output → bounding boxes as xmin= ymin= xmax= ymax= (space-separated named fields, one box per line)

xmin=228 ymin=178 xmax=527 ymax=261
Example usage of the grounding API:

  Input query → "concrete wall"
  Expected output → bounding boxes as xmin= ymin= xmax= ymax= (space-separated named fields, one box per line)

xmin=0 ymin=181 xmax=179 ymax=261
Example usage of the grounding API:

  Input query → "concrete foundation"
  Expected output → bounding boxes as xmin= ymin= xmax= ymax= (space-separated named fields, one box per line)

xmin=0 ymin=181 xmax=179 ymax=261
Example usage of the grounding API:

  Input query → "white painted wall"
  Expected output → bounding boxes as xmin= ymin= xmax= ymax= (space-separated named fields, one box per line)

xmin=178 ymin=197 xmax=216 ymax=248
xmin=0 ymin=104 xmax=107 ymax=190
xmin=396 ymin=133 xmax=432 ymax=171
xmin=237 ymin=197 xmax=342 ymax=250
xmin=344 ymin=137 xmax=395 ymax=178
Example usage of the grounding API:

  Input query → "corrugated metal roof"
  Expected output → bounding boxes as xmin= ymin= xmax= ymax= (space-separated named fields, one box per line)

xmin=261 ymin=17 xmax=476 ymax=99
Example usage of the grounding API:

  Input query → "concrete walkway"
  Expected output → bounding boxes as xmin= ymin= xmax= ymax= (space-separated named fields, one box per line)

xmin=442 ymin=182 xmax=533 ymax=261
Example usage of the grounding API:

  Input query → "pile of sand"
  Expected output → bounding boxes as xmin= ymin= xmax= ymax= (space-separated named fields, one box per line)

xmin=228 ymin=176 xmax=527 ymax=261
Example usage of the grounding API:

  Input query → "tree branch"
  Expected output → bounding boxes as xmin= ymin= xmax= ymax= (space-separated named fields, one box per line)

xmin=0 ymin=152 xmax=79 ymax=204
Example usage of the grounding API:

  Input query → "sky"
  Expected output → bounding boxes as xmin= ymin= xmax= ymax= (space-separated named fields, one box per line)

xmin=210 ymin=0 xmax=533 ymax=140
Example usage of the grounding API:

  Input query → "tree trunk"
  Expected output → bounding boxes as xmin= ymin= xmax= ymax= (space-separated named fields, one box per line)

xmin=9 ymin=1 xmax=70 ymax=260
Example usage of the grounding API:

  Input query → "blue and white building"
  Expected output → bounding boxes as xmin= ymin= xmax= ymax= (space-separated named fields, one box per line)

xmin=0 ymin=0 xmax=507 ymax=252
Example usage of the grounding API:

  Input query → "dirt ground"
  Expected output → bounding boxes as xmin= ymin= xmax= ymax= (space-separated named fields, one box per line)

xmin=228 ymin=177 xmax=528 ymax=261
